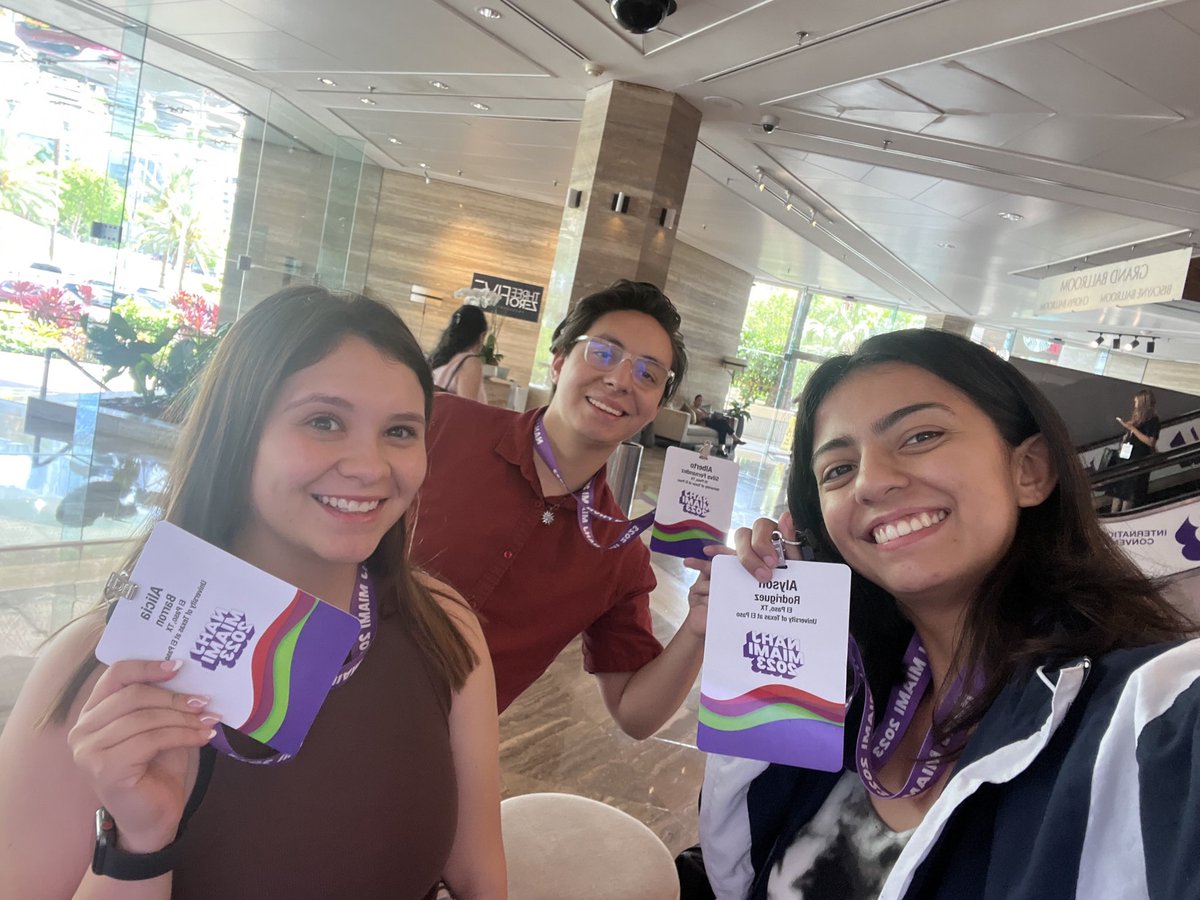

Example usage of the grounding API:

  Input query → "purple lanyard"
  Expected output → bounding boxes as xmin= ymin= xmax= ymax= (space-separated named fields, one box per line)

xmin=209 ymin=565 xmax=377 ymax=766
xmin=532 ymin=415 xmax=655 ymax=550
xmin=847 ymin=633 xmax=970 ymax=798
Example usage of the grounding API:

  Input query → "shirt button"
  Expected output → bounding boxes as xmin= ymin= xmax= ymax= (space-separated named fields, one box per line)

xmin=503 ymin=550 xmax=513 ymax=559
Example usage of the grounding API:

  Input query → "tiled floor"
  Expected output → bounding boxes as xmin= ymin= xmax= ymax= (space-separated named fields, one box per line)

xmin=0 ymin=439 xmax=793 ymax=858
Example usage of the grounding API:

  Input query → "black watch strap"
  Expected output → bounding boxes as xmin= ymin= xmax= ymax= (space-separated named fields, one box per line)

xmin=91 ymin=745 xmax=215 ymax=881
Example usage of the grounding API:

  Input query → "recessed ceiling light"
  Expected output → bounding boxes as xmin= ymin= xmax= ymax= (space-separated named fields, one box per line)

xmin=998 ymin=211 xmax=1024 ymax=222
xmin=429 ymin=80 xmax=450 ymax=90
xmin=388 ymin=137 xmax=401 ymax=144
xmin=317 ymin=76 xmax=336 ymax=86
xmin=476 ymin=6 xmax=501 ymax=18
xmin=937 ymin=241 xmax=955 ymax=248
xmin=472 ymin=102 xmax=490 ymax=111
xmin=359 ymin=97 xmax=376 ymax=105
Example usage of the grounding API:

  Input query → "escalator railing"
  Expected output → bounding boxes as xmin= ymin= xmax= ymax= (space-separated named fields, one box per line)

xmin=1078 ymin=408 xmax=1200 ymax=472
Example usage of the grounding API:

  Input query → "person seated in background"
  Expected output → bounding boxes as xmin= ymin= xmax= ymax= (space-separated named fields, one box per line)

xmin=429 ymin=303 xmax=489 ymax=403
xmin=683 ymin=328 xmax=1198 ymax=899
xmin=413 ymin=280 xmax=709 ymax=740
xmin=683 ymin=393 xmax=745 ymax=450
xmin=0 ymin=287 xmax=505 ymax=899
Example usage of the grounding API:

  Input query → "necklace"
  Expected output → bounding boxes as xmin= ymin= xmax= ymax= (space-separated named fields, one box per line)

xmin=542 ymin=495 xmax=568 ymax=525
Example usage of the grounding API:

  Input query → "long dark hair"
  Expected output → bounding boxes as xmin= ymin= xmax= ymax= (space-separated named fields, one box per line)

xmin=47 ymin=287 xmax=477 ymax=723
xmin=428 ymin=304 xmax=488 ymax=369
xmin=789 ymin=328 xmax=1192 ymax=739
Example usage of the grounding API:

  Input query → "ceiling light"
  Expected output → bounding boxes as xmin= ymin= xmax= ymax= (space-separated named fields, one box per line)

xmin=784 ymin=191 xmax=794 ymax=212
xmin=755 ymin=168 xmax=765 ymax=192
xmin=359 ymin=97 xmax=376 ymax=105
xmin=476 ymin=6 xmax=501 ymax=17
xmin=317 ymin=76 xmax=336 ymax=86
xmin=1113 ymin=335 xmax=1123 ymax=351
xmin=425 ymin=172 xmax=431 ymax=185
xmin=388 ymin=137 xmax=401 ymax=144
xmin=810 ymin=215 xmax=818 ymax=227
xmin=429 ymin=80 xmax=450 ymax=90
xmin=998 ymin=211 xmax=1024 ymax=222
xmin=1147 ymin=338 xmax=1156 ymax=354
xmin=1093 ymin=334 xmax=1104 ymax=347
xmin=1128 ymin=337 xmax=1140 ymax=350
xmin=937 ymin=241 xmax=955 ymax=248
xmin=471 ymin=102 xmax=490 ymax=111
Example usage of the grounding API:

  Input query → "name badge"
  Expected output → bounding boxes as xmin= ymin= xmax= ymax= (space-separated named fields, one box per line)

xmin=96 ymin=521 xmax=360 ymax=756
xmin=1119 ymin=441 xmax=1133 ymax=459
xmin=697 ymin=555 xmax=851 ymax=772
xmin=649 ymin=445 xmax=739 ymax=558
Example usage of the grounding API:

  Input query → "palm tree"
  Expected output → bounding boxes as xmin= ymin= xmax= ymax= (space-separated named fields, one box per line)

xmin=135 ymin=168 xmax=216 ymax=292
xmin=0 ymin=132 xmax=59 ymax=225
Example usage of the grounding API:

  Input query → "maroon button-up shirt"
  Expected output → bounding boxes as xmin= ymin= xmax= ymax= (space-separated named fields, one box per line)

xmin=412 ymin=393 xmax=663 ymax=711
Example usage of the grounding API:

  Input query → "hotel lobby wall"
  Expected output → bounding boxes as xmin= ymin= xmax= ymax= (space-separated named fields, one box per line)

xmin=364 ymin=171 xmax=560 ymax=388
xmin=221 ymin=131 xmax=382 ymax=322
xmin=662 ymin=242 xmax=755 ymax=410
xmin=365 ymin=170 xmax=754 ymax=396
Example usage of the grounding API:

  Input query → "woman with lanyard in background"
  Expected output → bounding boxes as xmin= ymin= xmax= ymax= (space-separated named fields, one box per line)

xmin=0 ymin=287 xmax=506 ymax=899
xmin=685 ymin=329 xmax=1198 ymax=899
xmin=1110 ymin=388 xmax=1160 ymax=513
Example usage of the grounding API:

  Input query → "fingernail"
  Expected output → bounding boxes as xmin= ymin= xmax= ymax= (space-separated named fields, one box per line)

xmin=186 ymin=696 xmax=210 ymax=709
xmin=200 ymin=715 xmax=220 ymax=726
xmin=205 ymin=728 xmax=217 ymax=740
xmin=161 ymin=659 xmax=183 ymax=672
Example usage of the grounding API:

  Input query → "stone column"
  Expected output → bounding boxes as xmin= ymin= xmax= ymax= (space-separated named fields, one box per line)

xmin=923 ymin=314 xmax=974 ymax=337
xmin=533 ymin=81 xmax=701 ymax=381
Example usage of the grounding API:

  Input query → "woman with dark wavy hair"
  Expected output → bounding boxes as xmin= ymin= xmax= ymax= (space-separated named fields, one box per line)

xmin=429 ymin=304 xmax=489 ymax=402
xmin=688 ymin=328 xmax=1197 ymax=900
xmin=0 ymin=287 xmax=506 ymax=899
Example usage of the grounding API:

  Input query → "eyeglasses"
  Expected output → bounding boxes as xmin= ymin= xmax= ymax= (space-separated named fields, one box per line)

xmin=573 ymin=336 xmax=675 ymax=391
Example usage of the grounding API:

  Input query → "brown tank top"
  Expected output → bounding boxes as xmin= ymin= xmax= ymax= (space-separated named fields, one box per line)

xmin=172 ymin=611 xmax=456 ymax=899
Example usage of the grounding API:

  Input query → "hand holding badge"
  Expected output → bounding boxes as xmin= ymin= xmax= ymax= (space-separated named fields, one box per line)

xmin=96 ymin=522 xmax=362 ymax=758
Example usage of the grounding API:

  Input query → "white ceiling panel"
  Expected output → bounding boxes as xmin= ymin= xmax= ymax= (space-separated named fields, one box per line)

xmin=1051 ymin=9 xmax=1200 ymax=116
xmin=885 ymin=62 xmax=1053 ymax=116
xmin=1000 ymin=115 xmax=1179 ymax=164
xmin=959 ymin=39 xmax=1179 ymax=118
xmin=910 ymin=181 xmax=1012 ymax=219
xmin=918 ymin=112 xmax=1051 ymax=147
xmin=139 ymin=1 xmax=273 ymax=35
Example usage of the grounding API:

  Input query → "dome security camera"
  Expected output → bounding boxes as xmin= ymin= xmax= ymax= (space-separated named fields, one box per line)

xmin=610 ymin=0 xmax=678 ymax=35
xmin=760 ymin=115 xmax=780 ymax=134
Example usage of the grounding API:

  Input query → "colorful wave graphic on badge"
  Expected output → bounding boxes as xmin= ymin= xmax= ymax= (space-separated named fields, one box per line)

xmin=239 ymin=591 xmax=318 ymax=745
xmin=650 ymin=517 xmax=725 ymax=559
xmin=697 ymin=684 xmax=846 ymax=771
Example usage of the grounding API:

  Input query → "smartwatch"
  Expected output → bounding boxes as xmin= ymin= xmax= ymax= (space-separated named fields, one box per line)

xmin=91 ymin=807 xmax=183 ymax=881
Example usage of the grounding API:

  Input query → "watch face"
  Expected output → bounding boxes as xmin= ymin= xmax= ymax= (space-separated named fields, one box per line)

xmin=92 ymin=806 xmax=179 ymax=881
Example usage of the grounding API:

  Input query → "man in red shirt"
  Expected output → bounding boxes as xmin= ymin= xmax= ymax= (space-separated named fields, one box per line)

xmin=412 ymin=280 xmax=705 ymax=738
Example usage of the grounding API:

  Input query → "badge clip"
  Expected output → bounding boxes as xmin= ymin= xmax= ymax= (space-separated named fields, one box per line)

xmin=771 ymin=529 xmax=816 ymax=567
xmin=103 ymin=571 xmax=139 ymax=603
xmin=698 ymin=441 xmax=712 ymax=460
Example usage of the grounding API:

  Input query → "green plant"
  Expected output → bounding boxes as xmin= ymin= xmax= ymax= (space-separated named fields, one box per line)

xmin=157 ymin=324 xmax=228 ymax=409
xmin=479 ymin=332 xmax=504 ymax=366
xmin=87 ymin=312 xmax=178 ymax=403
xmin=726 ymin=398 xmax=753 ymax=421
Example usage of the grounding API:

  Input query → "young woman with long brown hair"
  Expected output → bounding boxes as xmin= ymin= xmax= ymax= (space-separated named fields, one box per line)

xmin=0 ymin=287 xmax=506 ymax=899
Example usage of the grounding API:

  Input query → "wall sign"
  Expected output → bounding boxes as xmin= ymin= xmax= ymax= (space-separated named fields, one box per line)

xmin=472 ymin=272 xmax=544 ymax=323
xmin=1035 ymin=247 xmax=1191 ymax=316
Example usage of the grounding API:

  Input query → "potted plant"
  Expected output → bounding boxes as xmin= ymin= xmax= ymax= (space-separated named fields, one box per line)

xmin=480 ymin=332 xmax=506 ymax=379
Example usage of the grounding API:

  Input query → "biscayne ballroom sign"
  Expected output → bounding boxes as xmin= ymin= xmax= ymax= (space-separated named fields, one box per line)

xmin=1035 ymin=246 xmax=1191 ymax=316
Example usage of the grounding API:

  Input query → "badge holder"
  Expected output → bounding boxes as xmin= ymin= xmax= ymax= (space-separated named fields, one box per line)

xmin=103 ymin=571 xmax=139 ymax=621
